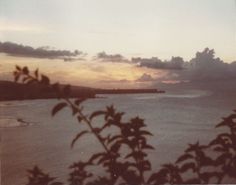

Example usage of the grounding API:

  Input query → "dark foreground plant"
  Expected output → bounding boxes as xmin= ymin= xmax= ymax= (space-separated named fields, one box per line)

xmin=14 ymin=66 xmax=236 ymax=185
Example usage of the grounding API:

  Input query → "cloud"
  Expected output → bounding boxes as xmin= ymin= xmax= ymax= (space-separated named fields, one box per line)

xmin=89 ymin=65 xmax=106 ymax=72
xmin=94 ymin=51 xmax=185 ymax=70
xmin=183 ymin=48 xmax=235 ymax=81
xmin=99 ymin=79 xmax=130 ymax=83
xmin=95 ymin=51 xmax=130 ymax=63
xmin=0 ymin=41 xmax=84 ymax=60
xmin=229 ymin=61 xmax=236 ymax=74
xmin=63 ymin=57 xmax=86 ymax=62
xmin=164 ymin=48 xmax=236 ymax=83
xmin=136 ymin=73 xmax=155 ymax=82
xmin=132 ymin=56 xmax=184 ymax=70
xmin=133 ymin=48 xmax=236 ymax=86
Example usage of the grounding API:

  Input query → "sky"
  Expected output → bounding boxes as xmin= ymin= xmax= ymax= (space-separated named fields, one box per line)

xmin=0 ymin=0 xmax=236 ymax=88
xmin=1 ymin=0 xmax=236 ymax=60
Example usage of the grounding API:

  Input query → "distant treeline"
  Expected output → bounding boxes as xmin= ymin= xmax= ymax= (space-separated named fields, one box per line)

xmin=0 ymin=81 xmax=95 ymax=101
xmin=95 ymin=88 xmax=164 ymax=94
xmin=0 ymin=81 xmax=164 ymax=101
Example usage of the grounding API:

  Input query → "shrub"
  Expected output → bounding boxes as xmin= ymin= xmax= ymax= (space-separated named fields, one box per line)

xmin=13 ymin=66 xmax=236 ymax=185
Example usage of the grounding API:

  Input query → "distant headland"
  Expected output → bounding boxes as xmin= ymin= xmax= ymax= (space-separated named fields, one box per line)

xmin=0 ymin=81 xmax=165 ymax=101
xmin=95 ymin=88 xmax=165 ymax=94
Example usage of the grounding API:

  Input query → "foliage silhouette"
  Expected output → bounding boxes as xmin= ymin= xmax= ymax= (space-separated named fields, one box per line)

xmin=26 ymin=166 xmax=63 ymax=185
xmin=13 ymin=66 xmax=236 ymax=184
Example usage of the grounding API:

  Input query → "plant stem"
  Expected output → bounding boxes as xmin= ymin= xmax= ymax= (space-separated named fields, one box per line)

xmin=66 ymin=98 xmax=110 ymax=153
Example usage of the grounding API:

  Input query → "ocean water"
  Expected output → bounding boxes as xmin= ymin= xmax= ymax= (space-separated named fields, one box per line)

xmin=1 ymin=89 xmax=236 ymax=185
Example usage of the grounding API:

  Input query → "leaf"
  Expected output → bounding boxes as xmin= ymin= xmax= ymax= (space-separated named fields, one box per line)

xmin=216 ymin=115 xmax=236 ymax=129
xmin=34 ymin=69 xmax=39 ymax=79
xmin=14 ymin=74 xmax=20 ymax=82
xmin=22 ymin=67 xmax=29 ymax=75
xmin=26 ymin=79 xmax=37 ymax=85
xmin=74 ymin=98 xmax=86 ymax=105
xmin=139 ymin=130 xmax=153 ymax=136
xmin=110 ymin=143 xmax=121 ymax=153
xmin=98 ymin=122 xmax=113 ymax=132
xmin=71 ymin=131 xmax=89 ymax=148
xmin=93 ymin=127 xmax=101 ymax=134
xmin=213 ymin=146 xmax=227 ymax=152
xmin=147 ymin=170 xmax=168 ymax=184
xmin=13 ymin=71 xmax=18 ymax=76
xmin=184 ymin=178 xmax=200 ymax=184
xmin=142 ymin=144 xmax=155 ymax=150
xmin=89 ymin=152 xmax=106 ymax=163
xmin=225 ymin=166 xmax=236 ymax=178
xmin=215 ymin=153 xmax=232 ymax=166
xmin=51 ymin=102 xmax=67 ymax=116
xmin=200 ymin=172 xmax=221 ymax=183
xmin=140 ymin=160 xmax=151 ymax=171
xmin=209 ymin=134 xmax=232 ymax=147
xmin=209 ymin=138 xmax=220 ymax=146
xmin=16 ymin=65 xmax=21 ymax=71
xmin=23 ymin=77 xmax=29 ymax=82
xmin=107 ymin=135 xmax=123 ymax=144
xmin=125 ymin=151 xmax=147 ymax=159
xmin=218 ymin=133 xmax=232 ymax=138
xmin=89 ymin=110 xmax=106 ymax=120
xmin=50 ymin=182 xmax=63 ymax=185
xmin=97 ymin=155 xmax=109 ymax=165
xmin=105 ymin=105 xmax=115 ymax=118
xmin=77 ymin=116 xmax=83 ymax=122
xmin=122 ymin=170 xmax=141 ymax=185
xmin=41 ymin=75 xmax=50 ymax=85
xmin=179 ymin=162 xmax=196 ymax=173
xmin=200 ymin=155 xmax=214 ymax=166
xmin=176 ymin=153 xmax=194 ymax=163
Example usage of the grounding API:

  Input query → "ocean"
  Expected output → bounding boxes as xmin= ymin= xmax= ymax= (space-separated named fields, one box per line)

xmin=1 ymin=88 xmax=236 ymax=185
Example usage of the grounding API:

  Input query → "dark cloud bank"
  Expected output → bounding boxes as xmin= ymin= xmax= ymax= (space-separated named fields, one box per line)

xmin=95 ymin=51 xmax=129 ymax=63
xmin=1 ymin=41 xmax=235 ymax=84
xmin=96 ymin=48 xmax=236 ymax=84
xmin=0 ymin=41 xmax=84 ymax=60
xmin=94 ymin=51 xmax=185 ymax=70
xmin=136 ymin=48 xmax=236 ymax=83
xmin=136 ymin=73 xmax=155 ymax=82
xmin=132 ymin=56 xmax=184 ymax=70
xmin=178 ymin=48 xmax=236 ymax=81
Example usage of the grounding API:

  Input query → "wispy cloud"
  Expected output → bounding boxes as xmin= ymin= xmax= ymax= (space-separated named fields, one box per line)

xmin=99 ymin=79 xmax=130 ymax=83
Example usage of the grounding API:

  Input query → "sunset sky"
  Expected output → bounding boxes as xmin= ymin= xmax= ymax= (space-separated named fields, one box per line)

xmin=0 ymin=0 xmax=236 ymax=88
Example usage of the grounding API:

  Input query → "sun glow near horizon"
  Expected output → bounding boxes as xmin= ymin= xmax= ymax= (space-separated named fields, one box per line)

xmin=0 ymin=0 xmax=236 ymax=88
xmin=0 ymin=54 xmax=168 ymax=88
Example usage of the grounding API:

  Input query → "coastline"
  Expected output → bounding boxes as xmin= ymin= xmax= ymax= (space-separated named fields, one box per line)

xmin=0 ymin=80 xmax=165 ymax=102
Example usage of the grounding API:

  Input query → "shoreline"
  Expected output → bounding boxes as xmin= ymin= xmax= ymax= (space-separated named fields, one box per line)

xmin=0 ymin=80 xmax=165 ymax=102
xmin=0 ymin=91 xmax=165 ymax=102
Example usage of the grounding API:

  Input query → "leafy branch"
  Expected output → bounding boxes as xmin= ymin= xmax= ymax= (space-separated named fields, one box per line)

xmin=14 ymin=66 xmax=154 ymax=185
xmin=13 ymin=66 xmax=236 ymax=185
